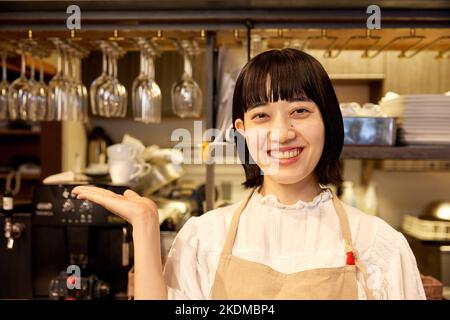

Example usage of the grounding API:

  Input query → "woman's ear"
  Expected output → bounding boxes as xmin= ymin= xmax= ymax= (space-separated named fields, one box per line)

xmin=234 ymin=118 xmax=245 ymax=136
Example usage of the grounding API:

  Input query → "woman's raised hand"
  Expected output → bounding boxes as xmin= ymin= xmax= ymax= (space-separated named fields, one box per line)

xmin=72 ymin=185 xmax=167 ymax=299
xmin=71 ymin=186 xmax=159 ymax=227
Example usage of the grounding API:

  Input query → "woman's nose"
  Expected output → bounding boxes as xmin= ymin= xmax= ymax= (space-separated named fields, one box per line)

xmin=269 ymin=118 xmax=295 ymax=143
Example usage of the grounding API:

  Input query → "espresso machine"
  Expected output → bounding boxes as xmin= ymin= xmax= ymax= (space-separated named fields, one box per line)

xmin=31 ymin=183 xmax=132 ymax=300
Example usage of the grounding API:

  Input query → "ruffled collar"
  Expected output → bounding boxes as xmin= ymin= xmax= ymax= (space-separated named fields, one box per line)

xmin=253 ymin=186 xmax=332 ymax=210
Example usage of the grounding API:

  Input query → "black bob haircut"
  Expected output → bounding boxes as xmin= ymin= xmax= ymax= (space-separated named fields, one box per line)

xmin=232 ymin=48 xmax=344 ymax=189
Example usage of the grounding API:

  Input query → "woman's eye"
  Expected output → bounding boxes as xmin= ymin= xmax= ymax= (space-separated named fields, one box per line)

xmin=251 ymin=113 xmax=268 ymax=120
xmin=292 ymin=108 xmax=309 ymax=116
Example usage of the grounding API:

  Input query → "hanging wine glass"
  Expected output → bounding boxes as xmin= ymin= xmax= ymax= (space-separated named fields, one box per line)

xmin=8 ymin=42 xmax=29 ymax=121
xmin=0 ymin=51 xmax=9 ymax=120
xmin=28 ymin=49 xmax=49 ymax=121
xmin=48 ymin=38 xmax=70 ymax=121
xmin=132 ymin=39 xmax=161 ymax=124
xmin=171 ymin=40 xmax=202 ymax=118
xmin=74 ymin=50 xmax=89 ymax=122
xmin=97 ymin=45 xmax=118 ymax=117
xmin=97 ymin=42 xmax=127 ymax=118
xmin=114 ymin=43 xmax=128 ymax=117
xmin=23 ymin=45 xmax=39 ymax=121
xmin=90 ymin=41 xmax=109 ymax=116
xmin=65 ymin=46 xmax=82 ymax=121
xmin=64 ymin=45 xmax=81 ymax=121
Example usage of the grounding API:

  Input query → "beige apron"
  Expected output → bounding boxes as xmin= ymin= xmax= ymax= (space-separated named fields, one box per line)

xmin=211 ymin=187 xmax=375 ymax=300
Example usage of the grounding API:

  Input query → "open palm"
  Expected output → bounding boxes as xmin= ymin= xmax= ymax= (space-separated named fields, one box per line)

xmin=71 ymin=185 xmax=159 ymax=226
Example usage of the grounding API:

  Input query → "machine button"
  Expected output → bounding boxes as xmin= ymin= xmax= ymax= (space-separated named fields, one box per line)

xmin=62 ymin=189 xmax=70 ymax=199
xmin=62 ymin=199 xmax=75 ymax=213
xmin=79 ymin=200 xmax=93 ymax=214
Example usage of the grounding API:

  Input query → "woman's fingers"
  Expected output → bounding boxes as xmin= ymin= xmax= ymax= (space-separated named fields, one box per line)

xmin=73 ymin=186 xmax=158 ymax=225
xmin=124 ymin=189 xmax=159 ymax=213
xmin=75 ymin=190 xmax=133 ymax=221
xmin=72 ymin=185 xmax=118 ymax=197
xmin=123 ymin=189 xmax=141 ymax=199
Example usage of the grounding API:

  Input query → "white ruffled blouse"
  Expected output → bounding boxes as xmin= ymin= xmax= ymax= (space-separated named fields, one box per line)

xmin=163 ymin=187 xmax=426 ymax=300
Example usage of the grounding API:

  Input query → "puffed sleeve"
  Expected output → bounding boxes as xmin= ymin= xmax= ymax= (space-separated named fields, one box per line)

xmin=163 ymin=216 xmax=210 ymax=300
xmin=384 ymin=232 xmax=426 ymax=300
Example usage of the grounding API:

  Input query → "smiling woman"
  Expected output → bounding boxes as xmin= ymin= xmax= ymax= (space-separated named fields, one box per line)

xmin=232 ymin=48 xmax=343 ymax=190
xmin=74 ymin=48 xmax=426 ymax=300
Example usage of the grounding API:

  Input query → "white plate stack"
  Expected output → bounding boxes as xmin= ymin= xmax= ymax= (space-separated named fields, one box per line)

xmin=381 ymin=94 xmax=450 ymax=145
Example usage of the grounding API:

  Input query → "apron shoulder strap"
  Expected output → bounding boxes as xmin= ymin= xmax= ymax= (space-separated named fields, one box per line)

xmin=331 ymin=189 xmax=354 ymax=253
xmin=330 ymin=189 xmax=375 ymax=300
xmin=222 ymin=187 xmax=257 ymax=255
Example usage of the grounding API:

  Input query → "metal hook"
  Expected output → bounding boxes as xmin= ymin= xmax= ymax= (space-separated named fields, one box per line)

xmin=266 ymin=29 xmax=292 ymax=49
xmin=364 ymin=28 xmax=425 ymax=59
xmin=301 ymin=29 xmax=338 ymax=53
xmin=435 ymin=46 xmax=450 ymax=59
xmin=108 ymin=29 xmax=125 ymax=41
xmin=233 ymin=29 xmax=246 ymax=46
xmin=151 ymin=30 xmax=179 ymax=52
xmin=324 ymin=29 xmax=381 ymax=59
xmin=69 ymin=29 xmax=83 ymax=41
xmin=399 ymin=35 xmax=450 ymax=59
xmin=398 ymin=29 xmax=427 ymax=58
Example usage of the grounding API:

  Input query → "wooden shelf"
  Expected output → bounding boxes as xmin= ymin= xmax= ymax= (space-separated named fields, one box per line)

xmin=341 ymin=145 xmax=450 ymax=160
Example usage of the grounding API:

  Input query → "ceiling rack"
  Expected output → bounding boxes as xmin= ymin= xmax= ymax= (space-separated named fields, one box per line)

xmin=1 ymin=28 xmax=449 ymax=59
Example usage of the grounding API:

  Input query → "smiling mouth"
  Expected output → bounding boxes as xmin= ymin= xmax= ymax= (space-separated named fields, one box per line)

xmin=267 ymin=147 xmax=303 ymax=160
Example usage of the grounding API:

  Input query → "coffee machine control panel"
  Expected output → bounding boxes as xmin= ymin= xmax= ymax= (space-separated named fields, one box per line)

xmin=33 ymin=184 xmax=128 ymax=226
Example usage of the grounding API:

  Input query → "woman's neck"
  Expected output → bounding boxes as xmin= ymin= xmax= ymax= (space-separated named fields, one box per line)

xmin=259 ymin=175 xmax=322 ymax=205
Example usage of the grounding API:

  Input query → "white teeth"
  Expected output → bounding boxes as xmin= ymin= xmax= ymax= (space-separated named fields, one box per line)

xmin=269 ymin=148 xmax=302 ymax=159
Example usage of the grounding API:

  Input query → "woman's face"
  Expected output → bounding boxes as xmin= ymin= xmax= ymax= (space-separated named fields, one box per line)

xmin=235 ymin=98 xmax=325 ymax=185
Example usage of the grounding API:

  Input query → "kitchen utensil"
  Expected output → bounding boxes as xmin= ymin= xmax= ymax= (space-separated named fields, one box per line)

xmin=420 ymin=200 xmax=450 ymax=221
xmin=87 ymin=127 xmax=112 ymax=167
xmin=122 ymin=134 xmax=146 ymax=158
xmin=343 ymin=116 xmax=397 ymax=146
xmin=133 ymin=159 xmax=184 ymax=197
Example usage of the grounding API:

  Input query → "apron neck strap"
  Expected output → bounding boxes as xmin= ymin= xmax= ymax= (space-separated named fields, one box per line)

xmin=330 ymin=188 xmax=354 ymax=253
xmin=222 ymin=187 xmax=355 ymax=255
xmin=222 ymin=186 xmax=257 ymax=255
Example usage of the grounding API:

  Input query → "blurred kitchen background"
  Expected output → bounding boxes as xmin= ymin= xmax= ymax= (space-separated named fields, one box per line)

xmin=0 ymin=0 xmax=449 ymax=300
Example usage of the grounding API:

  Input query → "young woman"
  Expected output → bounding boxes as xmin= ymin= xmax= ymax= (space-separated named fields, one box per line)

xmin=72 ymin=48 xmax=425 ymax=300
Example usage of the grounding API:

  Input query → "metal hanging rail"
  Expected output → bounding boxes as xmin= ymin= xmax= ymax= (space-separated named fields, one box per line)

xmin=325 ymin=29 xmax=381 ymax=59
xmin=399 ymin=35 xmax=450 ymax=59
xmin=363 ymin=28 xmax=426 ymax=59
